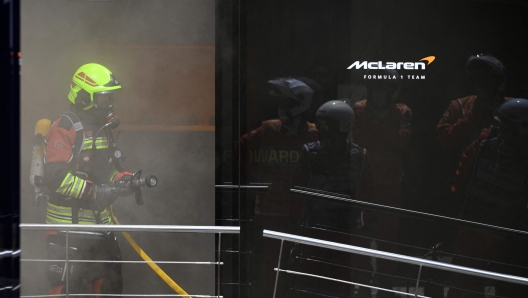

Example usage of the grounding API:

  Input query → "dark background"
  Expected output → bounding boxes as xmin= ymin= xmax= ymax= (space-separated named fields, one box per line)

xmin=215 ymin=0 xmax=528 ymax=296
xmin=241 ymin=0 xmax=528 ymax=234
xmin=1 ymin=0 xmax=20 ymax=297
xmin=5 ymin=0 xmax=528 ymax=297
xmin=20 ymin=0 xmax=215 ymax=297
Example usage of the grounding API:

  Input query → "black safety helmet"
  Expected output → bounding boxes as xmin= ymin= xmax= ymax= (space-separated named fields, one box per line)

xmin=365 ymin=68 xmax=400 ymax=105
xmin=493 ymin=98 xmax=528 ymax=135
xmin=465 ymin=54 xmax=507 ymax=94
xmin=316 ymin=100 xmax=355 ymax=133
xmin=268 ymin=77 xmax=314 ymax=118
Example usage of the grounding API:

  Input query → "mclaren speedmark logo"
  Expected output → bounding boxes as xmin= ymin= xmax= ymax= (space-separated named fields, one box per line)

xmin=347 ymin=56 xmax=435 ymax=70
xmin=348 ymin=56 xmax=435 ymax=80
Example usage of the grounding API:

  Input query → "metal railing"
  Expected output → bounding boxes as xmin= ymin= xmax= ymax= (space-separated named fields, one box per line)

xmin=291 ymin=186 xmax=528 ymax=237
xmin=263 ymin=229 xmax=528 ymax=298
xmin=215 ymin=184 xmax=269 ymax=193
xmin=20 ymin=224 xmax=240 ymax=298
xmin=21 ymin=223 xmax=528 ymax=297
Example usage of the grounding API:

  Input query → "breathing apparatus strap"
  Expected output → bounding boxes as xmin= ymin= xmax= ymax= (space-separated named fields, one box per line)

xmin=57 ymin=111 xmax=85 ymax=224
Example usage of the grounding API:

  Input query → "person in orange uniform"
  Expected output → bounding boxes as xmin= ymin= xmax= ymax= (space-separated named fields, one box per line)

xmin=436 ymin=54 xmax=510 ymax=154
xmin=447 ymin=98 xmax=528 ymax=298
xmin=352 ymin=68 xmax=412 ymax=297
xmin=43 ymin=63 xmax=135 ymax=297
xmin=237 ymin=77 xmax=319 ymax=226
xmin=235 ymin=77 xmax=319 ymax=297
xmin=290 ymin=100 xmax=378 ymax=298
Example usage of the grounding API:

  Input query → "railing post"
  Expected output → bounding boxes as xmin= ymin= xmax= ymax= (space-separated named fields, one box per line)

xmin=217 ymin=232 xmax=222 ymax=297
xmin=66 ymin=230 xmax=69 ymax=298
xmin=415 ymin=264 xmax=423 ymax=297
xmin=272 ymin=239 xmax=284 ymax=298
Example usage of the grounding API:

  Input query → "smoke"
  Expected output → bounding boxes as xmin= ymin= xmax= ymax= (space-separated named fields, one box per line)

xmin=21 ymin=0 xmax=215 ymax=295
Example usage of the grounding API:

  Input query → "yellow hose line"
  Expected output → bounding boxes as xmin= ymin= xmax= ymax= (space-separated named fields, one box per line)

xmin=110 ymin=205 xmax=192 ymax=298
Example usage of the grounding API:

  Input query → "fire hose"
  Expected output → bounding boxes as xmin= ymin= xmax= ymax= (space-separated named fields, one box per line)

xmin=110 ymin=172 xmax=191 ymax=298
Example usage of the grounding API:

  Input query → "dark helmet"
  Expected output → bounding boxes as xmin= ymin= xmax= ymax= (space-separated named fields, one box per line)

xmin=365 ymin=68 xmax=400 ymax=105
xmin=268 ymin=77 xmax=314 ymax=118
xmin=316 ymin=100 xmax=355 ymax=133
xmin=465 ymin=54 xmax=507 ymax=94
xmin=493 ymin=98 xmax=528 ymax=135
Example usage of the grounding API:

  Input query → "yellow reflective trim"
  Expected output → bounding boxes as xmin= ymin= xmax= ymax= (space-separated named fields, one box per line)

xmin=56 ymin=173 xmax=74 ymax=195
xmin=82 ymin=144 xmax=109 ymax=150
xmin=47 ymin=215 xmax=101 ymax=225
xmin=46 ymin=215 xmax=72 ymax=224
xmin=72 ymin=177 xmax=85 ymax=198
xmin=47 ymin=208 xmax=71 ymax=217
xmin=76 ymin=180 xmax=84 ymax=198
xmin=57 ymin=176 xmax=85 ymax=199
xmin=60 ymin=173 xmax=73 ymax=187
xmin=47 ymin=202 xmax=71 ymax=212
xmin=99 ymin=209 xmax=114 ymax=224
xmin=47 ymin=219 xmax=97 ymax=225
xmin=47 ymin=209 xmax=97 ymax=220
xmin=108 ymin=169 xmax=119 ymax=183
xmin=65 ymin=176 xmax=77 ymax=197
xmin=48 ymin=202 xmax=99 ymax=218
xmin=81 ymin=137 xmax=109 ymax=150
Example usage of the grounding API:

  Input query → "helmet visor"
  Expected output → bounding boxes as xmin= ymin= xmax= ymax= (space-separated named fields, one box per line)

xmin=93 ymin=92 xmax=115 ymax=110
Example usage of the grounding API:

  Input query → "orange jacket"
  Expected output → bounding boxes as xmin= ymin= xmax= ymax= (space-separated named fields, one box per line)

xmin=436 ymin=96 xmax=510 ymax=150
xmin=235 ymin=120 xmax=318 ymax=215
xmin=451 ymin=128 xmax=488 ymax=195
xmin=352 ymin=100 xmax=412 ymax=185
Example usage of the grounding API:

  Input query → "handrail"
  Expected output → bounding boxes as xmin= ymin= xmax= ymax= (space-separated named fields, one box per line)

xmin=215 ymin=185 xmax=269 ymax=192
xmin=0 ymin=249 xmax=20 ymax=260
xmin=291 ymin=186 xmax=528 ymax=237
xmin=263 ymin=229 xmax=528 ymax=286
xmin=20 ymin=224 xmax=240 ymax=234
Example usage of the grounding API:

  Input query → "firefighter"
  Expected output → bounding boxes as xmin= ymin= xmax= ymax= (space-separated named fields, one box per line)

xmin=352 ymin=68 xmax=412 ymax=297
xmin=43 ymin=63 xmax=135 ymax=297
xmin=435 ymin=54 xmax=512 ymax=257
xmin=447 ymin=98 xmax=528 ymax=298
xmin=235 ymin=77 xmax=319 ymax=297
xmin=236 ymin=77 xmax=318 ymax=228
xmin=437 ymin=54 xmax=510 ymax=159
xmin=437 ymin=54 xmax=510 ymax=196
xmin=290 ymin=100 xmax=377 ymax=297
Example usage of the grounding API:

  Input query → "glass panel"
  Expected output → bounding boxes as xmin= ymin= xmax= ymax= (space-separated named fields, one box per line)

xmin=20 ymin=1 xmax=216 ymax=297
xmin=227 ymin=1 xmax=528 ymax=297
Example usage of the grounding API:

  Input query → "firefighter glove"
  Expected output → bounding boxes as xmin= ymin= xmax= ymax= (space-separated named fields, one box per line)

xmin=92 ymin=184 xmax=121 ymax=209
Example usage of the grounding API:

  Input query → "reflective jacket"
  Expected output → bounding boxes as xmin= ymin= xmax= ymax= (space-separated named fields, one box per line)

xmin=292 ymin=140 xmax=378 ymax=232
xmin=353 ymin=100 xmax=412 ymax=186
xmin=236 ymin=119 xmax=318 ymax=216
xmin=436 ymin=95 xmax=511 ymax=151
xmin=452 ymin=126 xmax=528 ymax=229
xmin=43 ymin=110 xmax=124 ymax=225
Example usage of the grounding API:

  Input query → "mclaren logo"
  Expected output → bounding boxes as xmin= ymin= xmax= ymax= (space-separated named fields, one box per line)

xmin=347 ymin=56 xmax=435 ymax=70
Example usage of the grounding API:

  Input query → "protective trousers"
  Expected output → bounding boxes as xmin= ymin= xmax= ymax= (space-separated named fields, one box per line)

xmin=447 ymin=228 xmax=528 ymax=298
xmin=46 ymin=233 xmax=123 ymax=297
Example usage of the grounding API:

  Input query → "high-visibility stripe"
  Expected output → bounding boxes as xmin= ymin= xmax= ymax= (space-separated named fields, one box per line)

xmin=56 ymin=173 xmax=86 ymax=199
xmin=68 ymin=176 xmax=84 ymax=198
xmin=66 ymin=176 xmax=77 ymax=197
xmin=47 ymin=212 xmax=75 ymax=221
xmin=108 ymin=169 xmax=119 ymax=183
xmin=47 ymin=202 xmax=71 ymax=213
xmin=100 ymin=209 xmax=114 ymax=225
xmin=56 ymin=174 xmax=72 ymax=195
xmin=81 ymin=137 xmax=109 ymax=150
xmin=46 ymin=202 xmax=113 ymax=225
xmin=47 ymin=209 xmax=97 ymax=220
xmin=47 ymin=207 xmax=74 ymax=217
xmin=46 ymin=216 xmax=97 ymax=225
xmin=47 ymin=213 xmax=110 ymax=225
xmin=56 ymin=173 xmax=74 ymax=195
